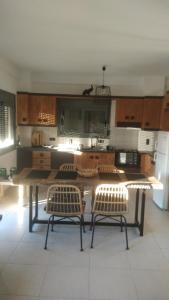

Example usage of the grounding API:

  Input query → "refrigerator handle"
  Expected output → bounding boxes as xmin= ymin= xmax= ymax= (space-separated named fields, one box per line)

xmin=153 ymin=152 xmax=157 ymax=162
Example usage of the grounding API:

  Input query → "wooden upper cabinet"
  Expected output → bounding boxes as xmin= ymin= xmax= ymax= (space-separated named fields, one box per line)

xmin=160 ymin=93 xmax=169 ymax=131
xmin=142 ymin=98 xmax=162 ymax=130
xmin=17 ymin=93 xmax=30 ymax=125
xmin=115 ymin=98 xmax=144 ymax=127
xmin=17 ymin=93 xmax=57 ymax=126
xmin=29 ymin=95 xmax=57 ymax=126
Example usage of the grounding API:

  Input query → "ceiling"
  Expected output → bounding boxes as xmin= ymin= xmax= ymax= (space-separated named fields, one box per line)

xmin=1 ymin=0 xmax=169 ymax=81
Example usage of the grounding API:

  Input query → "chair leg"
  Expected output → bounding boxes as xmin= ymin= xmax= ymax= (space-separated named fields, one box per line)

xmin=80 ymin=216 xmax=83 ymax=251
xmin=81 ymin=214 xmax=86 ymax=233
xmin=122 ymin=215 xmax=129 ymax=250
xmin=91 ymin=215 xmax=97 ymax=248
xmin=44 ymin=215 xmax=52 ymax=250
xmin=51 ymin=215 xmax=54 ymax=232
xmin=120 ymin=216 xmax=123 ymax=232
xmin=90 ymin=212 xmax=94 ymax=231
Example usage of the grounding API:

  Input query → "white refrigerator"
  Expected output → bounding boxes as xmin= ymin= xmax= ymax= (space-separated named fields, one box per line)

xmin=153 ymin=132 xmax=169 ymax=210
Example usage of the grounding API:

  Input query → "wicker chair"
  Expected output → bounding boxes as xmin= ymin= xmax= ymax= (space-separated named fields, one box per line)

xmin=90 ymin=183 xmax=129 ymax=250
xmin=44 ymin=184 xmax=85 ymax=251
xmin=98 ymin=164 xmax=119 ymax=173
xmin=59 ymin=163 xmax=85 ymax=198
xmin=59 ymin=163 xmax=77 ymax=171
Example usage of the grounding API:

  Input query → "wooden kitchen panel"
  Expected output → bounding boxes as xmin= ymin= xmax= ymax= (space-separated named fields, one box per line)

xmin=140 ymin=153 xmax=155 ymax=176
xmin=32 ymin=151 xmax=51 ymax=169
xmin=32 ymin=151 xmax=51 ymax=159
xmin=142 ymin=98 xmax=162 ymax=130
xmin=160 ymin=93 xmax=169 ymax=131
xmin=74 ymin=152 xmax=115 ymax=168
xmin=32 ymin=164 xmax=51 ymax=170
xmin=29 ymin=95 xmax=57 ymax=126
xmin=17 ymin=93 xmax=30 ymax=125
xmin=115 ymin=98 xmax=144 ymax=127
xmin=32 ymin=158 xmax=51 ymax=165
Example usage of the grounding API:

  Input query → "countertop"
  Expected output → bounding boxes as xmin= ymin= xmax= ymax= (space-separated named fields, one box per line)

xmin=16 ymin=146 xmax=154 ymax=155
xmin=12 ymin=168 xmax=162 ymax=190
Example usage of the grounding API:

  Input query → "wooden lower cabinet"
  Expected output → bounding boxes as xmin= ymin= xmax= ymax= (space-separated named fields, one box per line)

xmin=32 ymin=151 xmax=51 ymax=170
xmin=140 ymin=154 xmax=155 ymax=176
xmin=74 ymin=152 xmax=115 ymax=168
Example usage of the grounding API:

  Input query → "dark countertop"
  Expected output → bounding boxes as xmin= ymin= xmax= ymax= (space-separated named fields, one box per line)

xmin=16 ymin=146 xmax=154 ymax=155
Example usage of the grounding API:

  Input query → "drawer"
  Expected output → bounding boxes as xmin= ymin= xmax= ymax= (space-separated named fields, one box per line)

xmin=32 ymin=151 xmax=51 ymax=159
xmin=32 ymin=158 xmax=51 ymax=165
xmin=32 ymin=164 xmax=51 ymax=170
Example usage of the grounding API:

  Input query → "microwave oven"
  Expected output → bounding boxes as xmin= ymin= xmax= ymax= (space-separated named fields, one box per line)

xmin=115 ymin=150 xmax=140 ymax=167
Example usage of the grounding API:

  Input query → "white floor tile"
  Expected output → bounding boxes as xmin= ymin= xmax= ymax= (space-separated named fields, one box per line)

xmin=90 ymin=250 xmax=130 ymax=269
xmin=0 ymin=296 xmax=37 ymax=300
xmin=0 ymin=264 xmax=46 ymax=296
xmin=0 ymin=242 xmax=18 ymax=263
xmin=40 ymin=266 xmax=89 ymax=298
xmin=89 ymin=268 xmax=138 ymax=300
xmin=132 ymin=269 xmax=169 ymax=300
xmin=128 ymin=249 xmax=169 ymax=270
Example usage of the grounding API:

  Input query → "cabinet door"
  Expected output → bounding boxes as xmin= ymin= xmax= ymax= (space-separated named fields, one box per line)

xmin=116 ymin=98 xmax=144 ymax=127
xmin=160 ymin=94 xmax=169 ymax=131
xmin=98 ymin=153 xmax=115 ymax=165
xmin=17 ymin=93 xmax=30 ymax=125
xmin=29 ymin=95 xmax=56 ymax=126
xmin=74 ymin=152 xmax=115 ymax=168
xmin=140 ymin=154 xmax=154 ymax=176
xmin=142 ymin=98 xmax=162 ymax=130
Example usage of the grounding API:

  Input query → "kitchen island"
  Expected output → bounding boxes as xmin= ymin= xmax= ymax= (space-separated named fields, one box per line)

xmin=13 ymin=168 xmax=162 ymax=236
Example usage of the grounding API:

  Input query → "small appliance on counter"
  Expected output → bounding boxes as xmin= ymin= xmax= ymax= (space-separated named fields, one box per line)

xmin=31 ymin=130 xmax=43 ymax=147
xmin=115 ymin=150 xmax=140 ymax=167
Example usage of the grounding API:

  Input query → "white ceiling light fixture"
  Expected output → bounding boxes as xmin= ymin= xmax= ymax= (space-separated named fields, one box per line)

xmin=95 ymin=66 xmax=111 ymax=96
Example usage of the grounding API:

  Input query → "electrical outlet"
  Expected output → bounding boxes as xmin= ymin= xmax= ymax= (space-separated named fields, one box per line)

xmin=49 ymin=137 xmax=56 ymax=141
xmin=146 ymin=139 xmax=150 ymax=145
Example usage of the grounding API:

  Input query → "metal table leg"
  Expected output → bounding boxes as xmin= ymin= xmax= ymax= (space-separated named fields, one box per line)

xmin=135 ymin=189 xmax=139 ymax=224
xmin=35 ymin=186 xmax=39 ymax=219
xmin=139 ymin=189 xmax=146 ymax=236
xmin=29 ymin=185 xmax=33 ymax=232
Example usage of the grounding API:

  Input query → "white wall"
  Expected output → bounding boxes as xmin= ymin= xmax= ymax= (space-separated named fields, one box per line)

xmin=28 ymin=72 xmax=166 ymax=96
xmin=0 ymin=56 xmax=19 ymax=173
xmin=0 ymin=56 xmax=19 ymax=94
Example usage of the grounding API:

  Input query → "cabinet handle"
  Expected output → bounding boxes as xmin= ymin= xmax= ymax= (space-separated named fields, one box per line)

xmin=145 ymin=122 xmax=150 ymax=126
xmin=125 ymin=116 xmax=129 ymax=120
xmin=131 ymin=116 xmax=135 ymax=120
xmin=38 ymin=118 xmax=41 ymax=122
xmin=22 ymin=117 xmax=27 ymax=121
xmin=95 ymin=156 xmax=99 ymax=159
xmin=40 ymin=153 xmax=44 ymax=157
xmin=166 ymin=102 xmax=169 ymax=108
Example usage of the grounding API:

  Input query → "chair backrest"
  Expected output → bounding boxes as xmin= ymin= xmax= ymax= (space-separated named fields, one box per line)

xmin=93 ymin=184 xmax=128 ymax=215
xmin=46 ymin=184 xmax=83 ymax=216
xmin=59 ymin=163 xmax=77 ymax=171
xmin=98 ymin=164 xmax=118 ymax=173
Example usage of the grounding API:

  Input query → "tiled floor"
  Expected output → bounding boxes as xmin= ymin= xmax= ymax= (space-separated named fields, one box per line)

xmin=0 ymin=186 xmax=169 ymax=300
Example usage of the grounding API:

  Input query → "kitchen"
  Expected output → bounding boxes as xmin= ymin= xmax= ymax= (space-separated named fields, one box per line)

xmin=10 ymin=92 xmax=168 ymax=211
xmin=1 ymin=1 xmax=169 ymax=300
